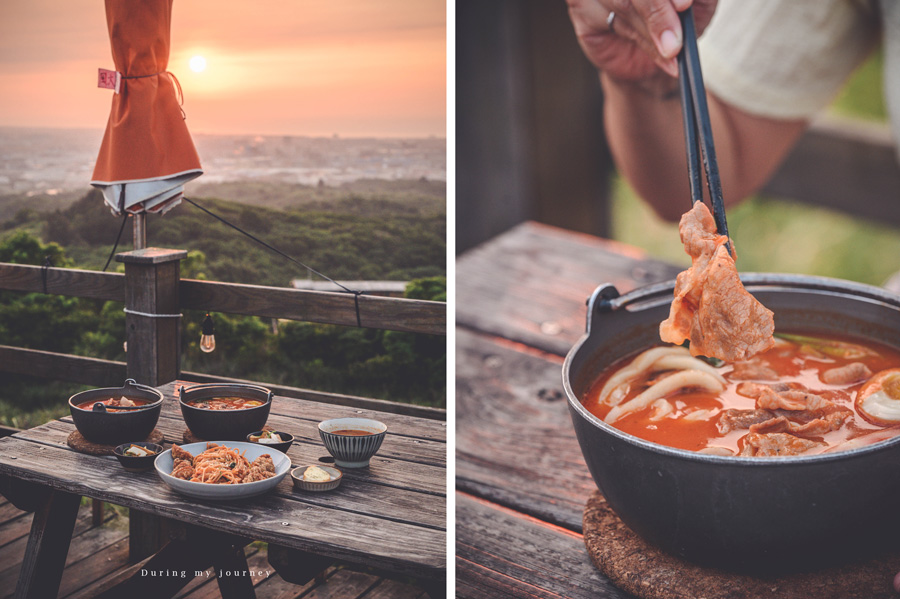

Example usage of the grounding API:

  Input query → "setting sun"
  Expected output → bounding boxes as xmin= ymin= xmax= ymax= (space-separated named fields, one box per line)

xmin=189 ymin=55 xmax=207 ymax=73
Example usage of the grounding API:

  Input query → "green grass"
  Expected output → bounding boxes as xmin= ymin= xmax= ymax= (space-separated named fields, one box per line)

xmin=611 ymin=176 xmax=900 ymax=286
xmin=829 ymin=50 xmax=887 ymax=122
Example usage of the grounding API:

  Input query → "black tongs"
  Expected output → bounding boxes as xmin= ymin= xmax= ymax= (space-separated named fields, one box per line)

xmin=677 ymin=7 xmax=731 ymax=249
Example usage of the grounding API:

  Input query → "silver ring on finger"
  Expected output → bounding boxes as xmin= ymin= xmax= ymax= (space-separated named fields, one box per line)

xmin=607 ymin=11 xmax=617 ymax=34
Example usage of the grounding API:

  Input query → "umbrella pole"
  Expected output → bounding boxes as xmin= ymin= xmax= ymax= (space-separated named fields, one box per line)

xmin=133 ymin=213 xmax=147 ymax=250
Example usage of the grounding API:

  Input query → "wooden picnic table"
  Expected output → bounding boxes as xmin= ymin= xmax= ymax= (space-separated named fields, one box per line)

xmin=0 ymin=380 xmax=446 ymax=599
xmin=456 ymin=221 xmax=681 ymax=598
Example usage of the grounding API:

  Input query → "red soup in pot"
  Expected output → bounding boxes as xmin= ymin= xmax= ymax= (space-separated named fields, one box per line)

xmin=185 ymin=397 xmax=265 ymax=410
xmin=74 ymin=396 xmax=152 ymax=412
xmin=581 ymin=332 xmax=900 ymax=457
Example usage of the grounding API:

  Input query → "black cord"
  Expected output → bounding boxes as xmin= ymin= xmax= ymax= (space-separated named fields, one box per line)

xmin=103 ymin=187 xmax=129 ymax=272
xmin=103 ymin=212 xmax=129 ymax=272
xmin=182 ymin=196 xmax=365 ymax=326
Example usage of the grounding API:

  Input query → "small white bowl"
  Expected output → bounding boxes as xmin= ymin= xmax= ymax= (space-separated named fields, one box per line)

xmin=318 ymin=418 xmax=387 ymax=468
xmin=291 ymin=465 xmax=343 ymax=492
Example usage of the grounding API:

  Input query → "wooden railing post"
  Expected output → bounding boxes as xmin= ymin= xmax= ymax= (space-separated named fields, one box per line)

xmin=116 ymin=248 xmax=187 ymax=386
xmin=116 ymin=248 xmax=186 ymax=562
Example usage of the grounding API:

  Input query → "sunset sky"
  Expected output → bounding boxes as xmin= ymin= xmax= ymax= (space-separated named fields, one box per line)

xmin=0 ymin=0 xmax=446 ymax=137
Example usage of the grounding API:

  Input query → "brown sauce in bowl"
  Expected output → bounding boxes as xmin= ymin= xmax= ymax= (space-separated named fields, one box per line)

xmin=331 ymin=429 xmax=376 ymax=436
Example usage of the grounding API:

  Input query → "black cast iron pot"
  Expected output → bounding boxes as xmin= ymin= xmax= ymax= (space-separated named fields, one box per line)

xmin=563 ymin=274 xmax=900 ymax=573
xmin=179 ymin=383 xmax=273 ymax=441
xmin=69 ymin=379 xmax=163 ymax=446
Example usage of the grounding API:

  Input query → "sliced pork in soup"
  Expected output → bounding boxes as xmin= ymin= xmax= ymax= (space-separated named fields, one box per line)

xmin=582 ymin=334 xmax=900 ymax=457
xmin=659 ymin=202 xmax=774 ymax=361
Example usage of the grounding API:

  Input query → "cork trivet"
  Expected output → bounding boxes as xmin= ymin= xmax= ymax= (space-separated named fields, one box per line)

xmin=183 ymin=425 xmax=273 ymax=444
xmin=67 ymin=428 xmax=164 ymax=456
xmin=583 ymin=490 xmax=899 ymax=599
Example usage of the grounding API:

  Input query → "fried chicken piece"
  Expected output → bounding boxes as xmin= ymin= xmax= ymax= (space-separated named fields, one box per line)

xmin=171 ymin=444 xmax=194 ymax=464
xmin=243 ymin=454 xmax=276 ymax=483
xmin=170 ymin=444 xmax=195 ymax=480
xmin=659 ymin=202 xmax=775 ymax=361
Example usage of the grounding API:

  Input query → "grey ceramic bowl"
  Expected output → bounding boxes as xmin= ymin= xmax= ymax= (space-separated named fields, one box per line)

xmin=318 ymin=418 xmax=387 ymax=468
xmin=563 ymin=274 xmax=900 ymax=573
xmin=291 ymin=465 xmax=343 ymax=492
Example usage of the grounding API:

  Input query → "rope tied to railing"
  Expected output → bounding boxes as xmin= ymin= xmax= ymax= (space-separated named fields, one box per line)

xmin=123 ymin=308 xmax=183 ymax=319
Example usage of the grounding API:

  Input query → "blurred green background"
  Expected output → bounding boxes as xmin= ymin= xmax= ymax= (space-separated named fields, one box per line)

xmin=612 ymin=51 xmax=900 ymax=287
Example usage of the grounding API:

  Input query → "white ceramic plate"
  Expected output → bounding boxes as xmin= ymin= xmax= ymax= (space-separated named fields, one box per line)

xmin=155 ymin=441 xmax=291 ymax=500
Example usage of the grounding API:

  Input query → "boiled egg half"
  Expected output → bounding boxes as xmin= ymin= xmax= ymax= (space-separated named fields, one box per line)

xmin=856 ymin=368 xmax=900 ymax=425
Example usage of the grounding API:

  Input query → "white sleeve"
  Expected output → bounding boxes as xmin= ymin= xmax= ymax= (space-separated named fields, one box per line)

xmin=699 ymin=0 xmax=878 ymax=120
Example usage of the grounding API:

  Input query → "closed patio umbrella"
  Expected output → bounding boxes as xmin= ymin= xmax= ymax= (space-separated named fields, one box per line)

xmin=91 ymin=0 xmax=202 ymax=245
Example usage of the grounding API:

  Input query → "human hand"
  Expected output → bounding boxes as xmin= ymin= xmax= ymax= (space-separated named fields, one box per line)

xmin=567 ymin=0 xmax=718 ymax=81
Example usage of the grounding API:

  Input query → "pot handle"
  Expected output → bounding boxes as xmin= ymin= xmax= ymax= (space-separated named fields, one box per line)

xmin=122 ymin=378 xmax=161 ymax=396
xmin=585 ymin=281 xmax=676 ymax=333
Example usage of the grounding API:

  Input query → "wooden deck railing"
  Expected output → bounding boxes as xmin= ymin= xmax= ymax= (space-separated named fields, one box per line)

xmin=0 ymin=255 xmax=446 ymax=420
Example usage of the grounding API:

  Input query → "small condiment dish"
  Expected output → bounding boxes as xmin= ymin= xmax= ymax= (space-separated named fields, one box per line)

xmin=291 ymin=465 xmax=343 ymax=492
xmin=318 ymin=418 xmax=387 ymax=468
xmin=246 ymin=430 xmax=294 ymax=454
xmin=113 ymin=442 xmax=163 ymax=472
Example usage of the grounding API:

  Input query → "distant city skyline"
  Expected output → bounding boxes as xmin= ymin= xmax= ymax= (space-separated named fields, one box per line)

xmin=0 ymin=127 xmax=446 ymax=197
xmin=0 ymin=0 xmax=446 ymax=138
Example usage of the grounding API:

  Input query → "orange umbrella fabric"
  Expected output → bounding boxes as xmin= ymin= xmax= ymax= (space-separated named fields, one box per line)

xmin=91 ymin=0 xmax=202 ymax=215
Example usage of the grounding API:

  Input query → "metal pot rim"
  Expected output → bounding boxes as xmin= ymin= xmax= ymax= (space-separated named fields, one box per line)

xmin=178 ymin=383 xmax=274 ymax=407
xmin=68 ymin=378 xmax=164 ymax=410
xmin=563 ymin=273 xmax=900 ymax=466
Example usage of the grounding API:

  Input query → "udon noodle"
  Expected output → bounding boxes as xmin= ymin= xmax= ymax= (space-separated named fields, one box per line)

xmin=582 ymin=333 xmax=900 ymax=457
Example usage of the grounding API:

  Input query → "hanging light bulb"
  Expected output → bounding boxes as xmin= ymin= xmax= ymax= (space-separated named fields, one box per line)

xmin=200 ymin=313 xmax=216 ymax=353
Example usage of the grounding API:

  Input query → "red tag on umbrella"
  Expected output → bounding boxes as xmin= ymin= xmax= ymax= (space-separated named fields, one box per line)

xmin=97 ymin=68 xmax=121 ymax=94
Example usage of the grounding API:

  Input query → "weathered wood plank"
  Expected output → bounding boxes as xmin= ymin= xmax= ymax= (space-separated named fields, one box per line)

xmin=456 ymin=221 xmax=680 ymax=356
xmin=0 ymin=264 xmax=445 ymax=336
xmin=0 ymin=506 xmax=119 ymax=597
xmin=0 ymin=437 xmax=444 ymax=580
xmin=361 ymin=578 xmax=427 ymax=599
xmin=764 ymin=116 xmax=900 ymax=226
xmin=35 ymin=416 xmax=447 ymax=529
xmin=67 ymin=545 xmax=258 ymax=599
xmin=0 ymin=506 xmax=118 ymax=597
xmin=173 ymin=546 xmax=263 ymax=599
xmin=0 ymin=264 xmax=124 ymax=301
xmin=17 ymin=418 xmax=447 ymax=498
xmin=288 ymin=568 xmax=380 ymax=599
xmin=456 ymin=494 xmax=626 ymax=599
xmin=56 ymin=537 xmax=130 ymax=599
xmin=456 ymin=329 xmax=593 ymax=532
xmin=181 ymin=278 xmax=446 ymax=336
xmin=0 ymin=346 xmax=126 ymax=386
xmin=14 ymin=489 xmax=81 ymax=599
xmin=181 ymin=371 xmax=446 ymax=420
